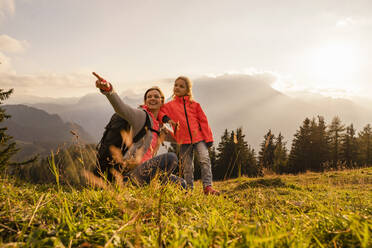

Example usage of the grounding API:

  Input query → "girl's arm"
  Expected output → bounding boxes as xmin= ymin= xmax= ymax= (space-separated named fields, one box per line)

xmin=159 ymin=104 xmax=179 ymax=131
xmin=196 ymin=103 xmax=214 ymax=143
xmin=160 ymin=125 xmax=177 ymax=143
xmin=158 ymin=104 xmax=170 ymax=123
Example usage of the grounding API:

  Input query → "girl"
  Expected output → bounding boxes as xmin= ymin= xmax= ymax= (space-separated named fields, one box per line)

xmin=159 ymin=76 xmax=219 ymax=195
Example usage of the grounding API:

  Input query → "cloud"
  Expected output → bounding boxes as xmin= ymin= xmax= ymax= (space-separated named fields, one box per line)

xmin=0 ymin=0 xmax=15 ymax=21
xmin=0 ymin=35 xmax=29 ymax=53
xmin=202 ymin=69 xmax=279 ymax=86
xmin=336 ymin=16 xmax=372 ymax=28
xmin=0 ymin=35 xmax=28 ymax=75
xmin=0 ymin=71 xmax=97 ymax=97
xmin=336 ymin=17 xmax=355 ymax=27
xmin=0 ymin=51 xmax=15 ymax=73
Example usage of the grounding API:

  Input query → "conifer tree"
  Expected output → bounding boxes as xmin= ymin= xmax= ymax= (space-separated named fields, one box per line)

xmin=340 ymin=124 xmax=358 ymax=167
xmin=214 ymin=128 xmax=260 ymax=179
xmin=214 ymin=129 xmax=233 ymax=180
xmin=0 ymin=89 xmax=37 ymax=174
xmin=328 ymin=116 xmax=345 ymax=168
xmin=258 ymin=129 xmax=275 ymax=170
xmin=244 ymin=145 xmax=260 ymax=177
xmin=273 ymin=132 xmax=287 ymax=173
xmin=0 ymin=89 xmax=19 ymax=171
xmin=226 ymin=128 xmax=260 ymax=178
xmin=222 ymin=130 xmax=238 ymax=179
xmin=209 ymin=146 xmax=217 ymax=172
xmin=309 ymin=116 xmax=330 ymax=171
xmin=288 ymin=118 xmax=312 ymax=173
xmin=357 ymin=124 xmax=372 ymax=166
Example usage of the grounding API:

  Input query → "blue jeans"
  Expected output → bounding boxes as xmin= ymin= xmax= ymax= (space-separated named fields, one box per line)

xmin=180 ymin=141 xmax=213 ymax=189
xmin=130 ymin=152 xmax=186 ymax=189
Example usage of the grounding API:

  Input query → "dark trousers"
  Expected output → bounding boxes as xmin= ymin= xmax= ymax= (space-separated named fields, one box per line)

xmin=131 ymin=152 xmax=187 ymax=189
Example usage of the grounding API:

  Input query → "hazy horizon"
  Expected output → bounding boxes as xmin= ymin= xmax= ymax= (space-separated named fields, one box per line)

xmin=4 ymin=74 xmax=372 ymax=153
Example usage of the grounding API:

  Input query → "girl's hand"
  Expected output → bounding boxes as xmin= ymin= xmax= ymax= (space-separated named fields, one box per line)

xmin=93 ymin=72 xmax=112 ymax=92
xmin=169 ymin=120 xmax=179 ymax=132
xmin=161 ymin=124 xmax=172 ymax=134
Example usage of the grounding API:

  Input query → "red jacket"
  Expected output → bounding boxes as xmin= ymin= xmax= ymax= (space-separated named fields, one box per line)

xmin=159 ymin=96 xmax=213 ymax=144
xmin=141 ymin=105 xmax=159 ymax=163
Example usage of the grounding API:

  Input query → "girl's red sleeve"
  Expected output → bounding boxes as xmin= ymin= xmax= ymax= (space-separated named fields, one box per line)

xmin=196 ymin=103 xmax=213 ymax=143
xmin=158 ymin=103 xmax=170 ymax=123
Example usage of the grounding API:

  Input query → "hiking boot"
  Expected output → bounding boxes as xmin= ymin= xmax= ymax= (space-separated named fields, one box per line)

xmin=204 ymin=186 xmax=220 ymax=195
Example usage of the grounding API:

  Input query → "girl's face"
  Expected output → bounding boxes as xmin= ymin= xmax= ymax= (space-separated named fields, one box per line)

xmin=173 ymin=79 xmax=188 ymax=97
xmin=145 ymin=90 xmax=163 ymax=111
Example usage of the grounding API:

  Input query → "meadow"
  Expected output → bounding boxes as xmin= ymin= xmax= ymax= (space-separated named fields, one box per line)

xmin=1 ymin=166 xmax=371 ymax=247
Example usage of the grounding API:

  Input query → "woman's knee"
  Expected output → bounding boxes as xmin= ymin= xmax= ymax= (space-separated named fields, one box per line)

xmin=166 ymin=152 xmax=178 ymax=163
xmin=160 ymin=152 xmax=178 ymax=171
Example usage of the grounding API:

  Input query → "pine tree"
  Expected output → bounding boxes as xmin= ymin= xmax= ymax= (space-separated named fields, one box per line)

xmin=0 ymin=89 xmax=37 ymax=175
xmin=0 ymin=89 xmax=19 ymax=171
xmin=234 ymin=128 xmax=247 ymax=177
xmin=357 ymin=124 xmax=372 ymax=166
xmin=222 ymin=130 xmax=238 ymax=179
xmin=288 ymin=118 xmax=312 ymax=173
xmin=226 ymin=128 xmax=260 ymax=178
xmin=258 ymin=129 xmax=275 ymax=171
xmin=309 ymin=116 xmax=330 ymax=171
xmin=244 ymin=145 xmax=260 ymax=177
xmin=214 ymin=129 xmax=233 ymax=180
xmin=209 ymin=146 xmax=217 ymax=173
xmin=214 ymin=128 xmax=260 ymax=179
xmin=340 ymin=124 xmax=358 ymax=168
xmin=328 ymin=116 xmax=345 ymax=168
xmin=273 ymin=132 xmax=287 ymax=173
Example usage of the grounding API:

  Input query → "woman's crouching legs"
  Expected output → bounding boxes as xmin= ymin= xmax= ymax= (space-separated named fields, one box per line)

xmin=133 ymin=152 xmax=186 ymax=189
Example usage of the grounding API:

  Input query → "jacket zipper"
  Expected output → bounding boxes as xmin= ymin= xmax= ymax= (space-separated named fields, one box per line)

xmin=183 ymin=97 xmax=193 ymax=143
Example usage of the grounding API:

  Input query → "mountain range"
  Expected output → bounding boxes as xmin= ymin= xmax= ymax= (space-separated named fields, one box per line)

xmin=4 ymin=74 xmax=372 ymax=158
xmin=3 ymin=105 xmax=94 ymax=160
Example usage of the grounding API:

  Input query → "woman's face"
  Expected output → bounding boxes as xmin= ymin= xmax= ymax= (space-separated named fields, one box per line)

xmin=145 ymin=89 xmax=163 ymax=111
xmin=173 ymin=79 xmax=188 ymax=97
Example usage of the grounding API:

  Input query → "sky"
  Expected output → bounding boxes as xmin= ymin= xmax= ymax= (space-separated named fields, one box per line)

xmin=1 ymin=0 xmax=372 ymax=100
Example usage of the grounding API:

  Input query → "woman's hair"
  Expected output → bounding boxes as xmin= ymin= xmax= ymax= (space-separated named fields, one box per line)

xmin=174 ymin=76 xmax=193 ymax=101
xmin=144 ymin=86 xmax=165 ymax=104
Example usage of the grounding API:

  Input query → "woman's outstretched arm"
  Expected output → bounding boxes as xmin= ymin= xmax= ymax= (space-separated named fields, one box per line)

xmin=94 ymin=73 xmax=146 ymax=136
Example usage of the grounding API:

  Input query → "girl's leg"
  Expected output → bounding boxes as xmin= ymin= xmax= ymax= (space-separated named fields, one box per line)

xmin=180 ymin=144 xmax=194 ymax=189
xmin=132 ymin=152 xmax=186 ymax=188
xmin=194 ymin=141 xmax=213 ymax=187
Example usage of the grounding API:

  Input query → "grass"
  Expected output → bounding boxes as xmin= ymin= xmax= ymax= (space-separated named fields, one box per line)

xmin=0 ymin=166 xmax=371 ymax=247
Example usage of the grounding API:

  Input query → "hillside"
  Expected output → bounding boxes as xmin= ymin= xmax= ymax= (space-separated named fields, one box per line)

xmin=2 ymin=104 xmax=95 ymax=161
xmin=1 ymin=167 xmax=371 ymax=247
xmin=31 ymin=93 xmax=141 ymax=143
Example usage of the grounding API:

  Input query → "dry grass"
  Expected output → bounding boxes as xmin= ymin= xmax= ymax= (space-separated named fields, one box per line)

xmin=0 ymin=165 xmax=371 ymax=247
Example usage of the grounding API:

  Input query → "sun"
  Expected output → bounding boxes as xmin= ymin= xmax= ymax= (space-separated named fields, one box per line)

xmin=306 ymin=43 xmax=360 ymax=92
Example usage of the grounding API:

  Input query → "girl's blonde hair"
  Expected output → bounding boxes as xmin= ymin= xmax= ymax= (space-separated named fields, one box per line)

xmin=174 ymin=76 xmax=193 ymax=101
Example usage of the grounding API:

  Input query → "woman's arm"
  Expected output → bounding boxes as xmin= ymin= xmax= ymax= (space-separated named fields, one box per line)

xmin=95 ymin=75 xmax=147 ymax=136
xmin=105 ymin=92 xmax=147 ymax=136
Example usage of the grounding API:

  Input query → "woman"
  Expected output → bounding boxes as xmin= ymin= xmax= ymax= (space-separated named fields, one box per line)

xmin=93 ymin=72 xmax=186 ymax=188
